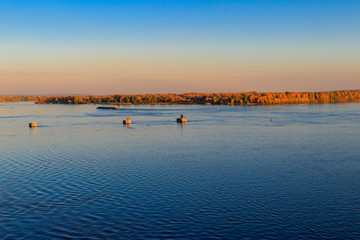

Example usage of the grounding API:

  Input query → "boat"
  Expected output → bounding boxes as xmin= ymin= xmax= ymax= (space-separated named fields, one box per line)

xmin=177 ymin=115 xmax=187 ymax=123
xmin=123 ymin=117 xmax=131 ymax=125
xmin=97 ymin=106 xmax=119 ymax=110
xmin=29 ymin=122 xmax=38 ymax=128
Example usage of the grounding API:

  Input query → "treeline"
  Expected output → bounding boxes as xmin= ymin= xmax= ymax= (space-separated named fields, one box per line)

xmin=0 ymin=96 xmax=37 ymax=102
xmin=34 ymin=91 xmax=360 ymax=105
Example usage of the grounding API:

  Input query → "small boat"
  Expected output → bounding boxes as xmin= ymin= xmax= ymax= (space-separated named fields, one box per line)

xmin=29 ymin=122 xmax=38 ymax=128
xmin=123 ymin=117 xmax=131 ymax=125
xmin=97 ymin=106 xmax=119 ymax=110
xmin=177 ymin=115 xmax=187 ymax=123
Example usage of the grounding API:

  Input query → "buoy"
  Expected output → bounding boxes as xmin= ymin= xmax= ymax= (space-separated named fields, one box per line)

xmin=29 ymin=122 xmax=38 ymax=128
xmin=123 ymin=117 xmax=131 ymax=124
xmin=176 ymin=115 xmax=187 ymax=123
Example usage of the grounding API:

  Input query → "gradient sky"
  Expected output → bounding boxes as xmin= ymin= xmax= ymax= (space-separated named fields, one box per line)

xmin=1 ymin=0 xmax=359 ymax=95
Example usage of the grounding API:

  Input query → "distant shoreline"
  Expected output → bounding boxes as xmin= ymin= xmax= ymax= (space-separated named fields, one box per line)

xmin=1 ymin=91 xmax=359 ymax=106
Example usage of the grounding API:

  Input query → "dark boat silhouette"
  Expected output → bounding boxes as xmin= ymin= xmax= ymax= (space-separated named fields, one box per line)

xmin=97 ymin=106 xmax=120 ymax=110
xmin=177 ymin=115 xmax=187 ymax=123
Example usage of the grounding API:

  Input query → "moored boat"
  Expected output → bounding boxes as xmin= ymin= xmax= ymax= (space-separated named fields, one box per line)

xmin=97 ymin=106 xmax=119 ymax=110
xmin=123 ymin=117 xmax=131 ymax=125
xmin=177 ymin=115 xmax=187 ymax=123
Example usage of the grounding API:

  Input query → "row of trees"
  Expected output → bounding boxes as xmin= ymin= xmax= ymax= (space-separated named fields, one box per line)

xmin=0 ymin=96 xmax=37 ymax=102
xmin=34 ymin=91 xmax=360 ymax=105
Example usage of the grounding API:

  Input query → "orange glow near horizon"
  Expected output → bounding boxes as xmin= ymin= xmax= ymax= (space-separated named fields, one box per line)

xmin=1 ymin=50 xmax=359 ymax=95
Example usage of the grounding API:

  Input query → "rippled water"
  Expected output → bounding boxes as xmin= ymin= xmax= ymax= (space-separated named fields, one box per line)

xmin=0 ymin=102 xmax=359 ymax=239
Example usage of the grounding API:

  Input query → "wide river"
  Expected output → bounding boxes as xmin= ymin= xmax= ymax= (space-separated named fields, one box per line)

xmin=0 ymin=103 xmax=359 ymax=239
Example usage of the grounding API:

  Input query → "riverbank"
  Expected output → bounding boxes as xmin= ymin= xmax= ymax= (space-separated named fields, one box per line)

xmin=34 ymin=91 xmax=360 ymax=105
xmin=1 ymin=91 xmax=359 ymax=106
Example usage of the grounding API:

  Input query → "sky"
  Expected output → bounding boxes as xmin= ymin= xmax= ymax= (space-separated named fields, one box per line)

xmin=0 ymin=0 xmax=359 ymax=95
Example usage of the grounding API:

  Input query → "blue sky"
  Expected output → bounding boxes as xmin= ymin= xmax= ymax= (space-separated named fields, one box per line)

xmin=0 ymin=0 xmax=359 ymax=95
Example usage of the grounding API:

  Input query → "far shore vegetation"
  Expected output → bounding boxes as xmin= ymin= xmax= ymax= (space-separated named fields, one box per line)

xmin=1 ymin=91 xmax=360 ymax=106
xmin=0 ymin=96 xmax=37 ymax=102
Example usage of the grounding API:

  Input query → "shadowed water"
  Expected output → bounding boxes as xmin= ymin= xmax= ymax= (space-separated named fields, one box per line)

xmin=0 ymin=103 xmax=360 ymax=239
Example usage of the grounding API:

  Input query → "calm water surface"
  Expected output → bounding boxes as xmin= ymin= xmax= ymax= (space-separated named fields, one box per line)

xmin=0 ymin=103 xmax=359 ymax=239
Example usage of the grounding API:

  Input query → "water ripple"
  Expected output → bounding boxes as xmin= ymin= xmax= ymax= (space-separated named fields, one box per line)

xmin=1 ymin=103 xmax=360 ymax=239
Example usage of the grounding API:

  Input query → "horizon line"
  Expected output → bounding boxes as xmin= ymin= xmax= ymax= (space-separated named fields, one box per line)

xmin=1 ymin=89 xmax=360 ymax=97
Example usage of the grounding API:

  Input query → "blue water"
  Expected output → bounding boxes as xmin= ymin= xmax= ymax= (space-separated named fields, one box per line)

xmin=0 ymin=103 xmax=359 ymax=239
